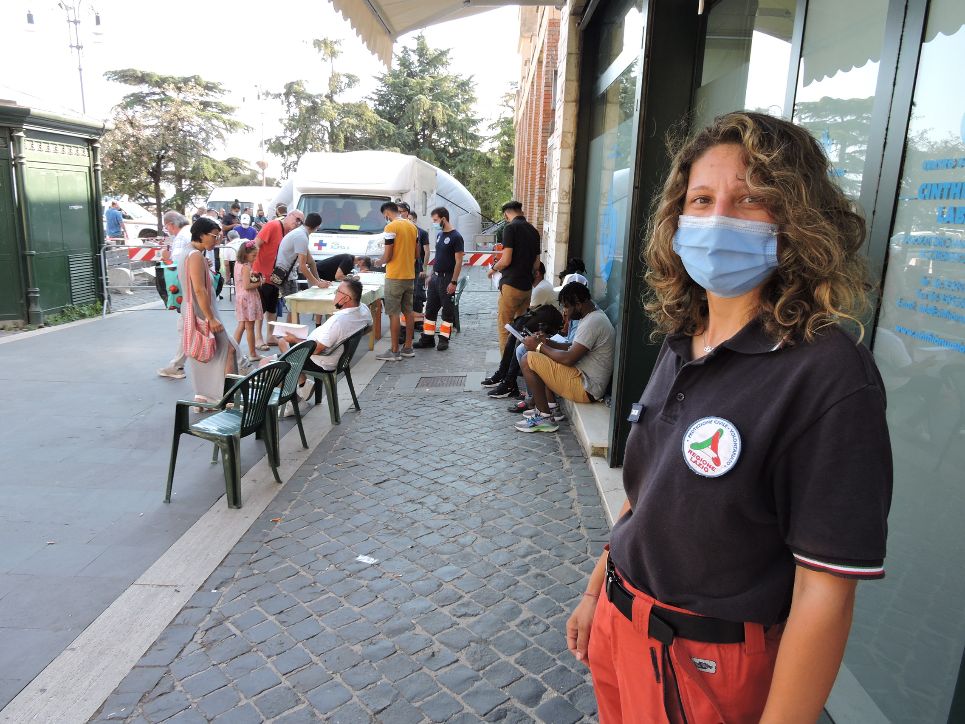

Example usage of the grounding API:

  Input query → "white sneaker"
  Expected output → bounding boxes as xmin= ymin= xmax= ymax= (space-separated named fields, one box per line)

xmin=375 ymin=350 xmax=402 ymax=362
xmin=523 ymin=405 xmax=565 ymax=422
xmin=157 ymin=367 xmax=186 ymax=379
xmin=297 ymin=379 xmax=315 ymax=402
xmin=280 ymin=401 xmax=297 ymax=418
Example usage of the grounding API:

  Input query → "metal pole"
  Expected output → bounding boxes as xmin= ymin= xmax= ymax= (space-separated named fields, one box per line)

xmin=61 ymin=2 xmax=86 ymax=114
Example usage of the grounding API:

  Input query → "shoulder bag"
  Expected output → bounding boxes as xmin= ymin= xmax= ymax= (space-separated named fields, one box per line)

xmin=181 ymin=252 xmax=217 ymax=363
xmin=268 ymin=220 xmax=298 ymax=286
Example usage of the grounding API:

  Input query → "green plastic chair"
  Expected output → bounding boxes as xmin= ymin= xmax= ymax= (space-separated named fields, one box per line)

xmin=453 ymin=276 xmax=468 ymax=332
xmin=267 ymin=339 xmax=316 ymax=462
xmin=165 ymin=360 xmax=290 ymax=509
xmin=224 ymin=339 xmax=316 ymax=467
xmin=304 ymin=325 xmax=372 ymax=424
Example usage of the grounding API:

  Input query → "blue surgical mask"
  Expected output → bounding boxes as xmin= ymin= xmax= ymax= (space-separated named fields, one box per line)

xmin=672 ymin=215 xmax=779 ymax=298
xmin=431 ymin=223 xmax=442 ymax=232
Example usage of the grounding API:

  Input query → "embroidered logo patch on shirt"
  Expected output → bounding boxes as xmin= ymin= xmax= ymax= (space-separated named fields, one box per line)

xmin=682 ymin=417 xmax=741 ymax=477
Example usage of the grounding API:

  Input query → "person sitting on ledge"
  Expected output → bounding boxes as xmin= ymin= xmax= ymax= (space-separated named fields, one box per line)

xmin=515 ymin=281 xmax=614 ymax=433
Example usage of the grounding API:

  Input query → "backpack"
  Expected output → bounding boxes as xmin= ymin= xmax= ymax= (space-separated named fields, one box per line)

xmin=520 ymin=304 xmax=564 ymax=335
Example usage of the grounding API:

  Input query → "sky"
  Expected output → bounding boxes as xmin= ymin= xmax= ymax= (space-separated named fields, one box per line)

xmin=0 ymin=0 xmax=521 ymax=179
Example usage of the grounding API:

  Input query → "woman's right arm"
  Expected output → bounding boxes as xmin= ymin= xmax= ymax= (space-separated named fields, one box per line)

xmin=566 ymin=497 xmax=631 ymax=663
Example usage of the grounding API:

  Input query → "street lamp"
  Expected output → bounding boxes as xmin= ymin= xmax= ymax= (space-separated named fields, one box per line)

xmin=25 ymin=2 xmax=102 ymax=115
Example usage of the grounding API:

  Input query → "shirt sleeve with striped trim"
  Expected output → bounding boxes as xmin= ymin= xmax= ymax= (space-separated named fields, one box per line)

xmin=773 ymin=383 xmax=892 ymax=580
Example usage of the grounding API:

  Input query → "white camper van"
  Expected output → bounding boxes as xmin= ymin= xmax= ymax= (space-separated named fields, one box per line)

xmin=272 ymin=151 xmax=482 ymax=262
xmin=206 ymin=186 xmax=280 ymax=219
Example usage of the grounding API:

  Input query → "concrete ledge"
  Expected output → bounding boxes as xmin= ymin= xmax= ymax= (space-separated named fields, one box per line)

xmin=562 ymin=399 xmax=609 ymax=459
xmin=588 ymin=457 xmax=626 ymax=526
xmin=559 ymin=399 xmax=626 ymax=527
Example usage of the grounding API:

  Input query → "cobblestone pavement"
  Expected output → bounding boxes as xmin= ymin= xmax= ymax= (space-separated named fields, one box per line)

xmin=91 ymin=277 xmax=610 ymax=723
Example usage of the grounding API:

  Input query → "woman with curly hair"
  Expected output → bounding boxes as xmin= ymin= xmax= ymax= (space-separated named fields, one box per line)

xmin=566 ymin=112 xmax=892 ymax=723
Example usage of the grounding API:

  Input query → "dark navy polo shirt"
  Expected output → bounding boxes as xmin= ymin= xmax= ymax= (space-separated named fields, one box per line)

xmin=609 ymin=318 xmax=892 ymax=626
xmin=433 ymin=228 xmax=464 ymax=275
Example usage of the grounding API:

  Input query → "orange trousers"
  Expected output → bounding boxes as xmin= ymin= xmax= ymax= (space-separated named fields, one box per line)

xmin=588 ymin=570 xmax=783 ymax=723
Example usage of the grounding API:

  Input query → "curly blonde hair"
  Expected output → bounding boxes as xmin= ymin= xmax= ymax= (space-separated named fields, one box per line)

xmin=643 ymin=111 xmax=871 ymax=343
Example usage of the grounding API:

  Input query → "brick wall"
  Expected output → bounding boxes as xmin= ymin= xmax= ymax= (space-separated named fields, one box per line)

xmin=514 ymin=8 xmax=560 ymax=239
xmin=514 ymin=5 xmax=579 ymax=280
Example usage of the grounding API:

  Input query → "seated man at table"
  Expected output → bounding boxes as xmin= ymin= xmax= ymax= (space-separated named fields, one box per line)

xmin=277 ymin=277 xmax=372 ymax=405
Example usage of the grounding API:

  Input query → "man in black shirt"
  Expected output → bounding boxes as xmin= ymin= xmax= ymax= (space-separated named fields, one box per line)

xmin=488 ymin=200 xmax=540 ymax=350
xmin=315 ymin=253 xmax=355 ymax=281
xmin=221 ymin=202 xmax=241 ymax=234
xmin=399 ymin=204 xmax=430 ymax=314
xmin=414 ymin=207 xmax=464 ymax=351
xmin=408 ymin=209 xmax=430 ymax=314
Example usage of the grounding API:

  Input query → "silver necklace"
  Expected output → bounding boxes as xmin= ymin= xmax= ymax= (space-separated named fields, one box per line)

xmin=702 ymin=332 xmax=714 ymax=354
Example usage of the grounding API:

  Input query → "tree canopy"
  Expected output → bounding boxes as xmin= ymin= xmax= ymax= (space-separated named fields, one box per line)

xmin=370 ymin=35 xmax=482 ymax=171
xmin=452 ymin=91 xmax=515 ymax=221
xmin=266 ymin=39 xmax=393 ymax=174
xmin=267 ymin=34 xmax=513 ymax=220
xmin=101 ymin=69 xmax=248 ymax=226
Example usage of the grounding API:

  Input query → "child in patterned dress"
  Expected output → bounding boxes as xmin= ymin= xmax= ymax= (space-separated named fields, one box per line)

xmin=233 ymin=241 xmax=265 ymax=359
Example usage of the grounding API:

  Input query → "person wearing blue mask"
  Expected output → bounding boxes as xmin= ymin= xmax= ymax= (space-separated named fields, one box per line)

xmin=567 ymin=112 xmax=892 ymax=724
xmin=413 ymin=207 xmax=464 ymax=351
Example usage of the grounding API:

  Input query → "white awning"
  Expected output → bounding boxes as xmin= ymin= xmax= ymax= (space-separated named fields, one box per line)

xmin=331 ymin=0 xmax=549 ymax=65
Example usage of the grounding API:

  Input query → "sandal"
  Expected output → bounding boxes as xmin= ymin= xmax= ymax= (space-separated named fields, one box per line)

xmin=256 ymin=343 xmax=270 ymax=351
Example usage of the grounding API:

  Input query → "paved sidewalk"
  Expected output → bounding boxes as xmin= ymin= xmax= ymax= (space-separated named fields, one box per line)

xmin=92 ymin=279 xmax=610 ymax=723
xmin=0 ymin=298 xmax=290 ymax=707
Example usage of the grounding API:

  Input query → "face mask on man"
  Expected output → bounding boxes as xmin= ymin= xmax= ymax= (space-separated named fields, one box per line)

xmin=672 ymin=215 xmax=779 ymax=297
xmin=431 ymin=222 xmax=442 ymax=233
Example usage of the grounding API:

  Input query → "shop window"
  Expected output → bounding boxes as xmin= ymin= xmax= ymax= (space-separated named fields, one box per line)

xmin=792 ymin=1 xmax=889 ymax=201
xmin=863 ymin=3 xmax=965 ymax=722
xmin=693 ymin=0 xmax=795 ymax=129
xmin=577 ymin=0 xmax=646 ymax=324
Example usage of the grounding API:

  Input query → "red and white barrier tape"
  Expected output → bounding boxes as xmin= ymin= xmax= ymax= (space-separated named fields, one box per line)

xmin=127 ymin=247 xmax=158 ymax=262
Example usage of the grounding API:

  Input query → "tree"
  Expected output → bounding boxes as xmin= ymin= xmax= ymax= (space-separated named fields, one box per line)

xmin=266 ymin=39 xmax=393 ymax=174
xmin=101 ymin=70 xmax=248 ymax=228
xmin=793 ymin=96 xmax=875 ymax=200
xmin=370 ymin=34 xmax=482 ymax=171
xmin=265 ymin=35 xmax=512 ymax=221
xmin=452 ymin=91 xmax=515 ymax=221
xmin=219 ymin=164 xmax=279 ymax=188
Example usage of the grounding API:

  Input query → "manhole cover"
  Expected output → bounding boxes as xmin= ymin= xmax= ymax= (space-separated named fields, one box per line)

xmin=415 ymin=375 xmax=467 ymax=388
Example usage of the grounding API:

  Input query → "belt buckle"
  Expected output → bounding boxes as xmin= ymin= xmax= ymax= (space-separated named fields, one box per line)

xmin=605 ymin=569 xmax=615 ymax=602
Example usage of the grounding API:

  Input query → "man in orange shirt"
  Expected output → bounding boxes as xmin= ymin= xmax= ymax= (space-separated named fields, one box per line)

xmin=375 ymin=202 xmax=418 ymax=361
xmin=253 ymin=209 xmax=304 ymax=348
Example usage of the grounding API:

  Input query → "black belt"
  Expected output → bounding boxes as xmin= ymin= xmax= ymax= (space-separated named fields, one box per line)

xmin=605 ymin=559 xmax=745 ymax=645
xmin=432 ymin=270 xmax=453 ymax=276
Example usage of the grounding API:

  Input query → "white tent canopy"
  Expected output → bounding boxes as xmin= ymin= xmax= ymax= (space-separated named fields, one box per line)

xmin=331 ymin=0 xmax=549 ymax=65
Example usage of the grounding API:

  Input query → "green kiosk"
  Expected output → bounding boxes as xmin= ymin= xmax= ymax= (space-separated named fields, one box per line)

xmin=0 ymin=100 xmax=106 ymax=326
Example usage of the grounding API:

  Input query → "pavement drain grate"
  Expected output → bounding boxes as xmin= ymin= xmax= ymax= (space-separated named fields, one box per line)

xmin=415 ymin=375 xmax=467 ymax=388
